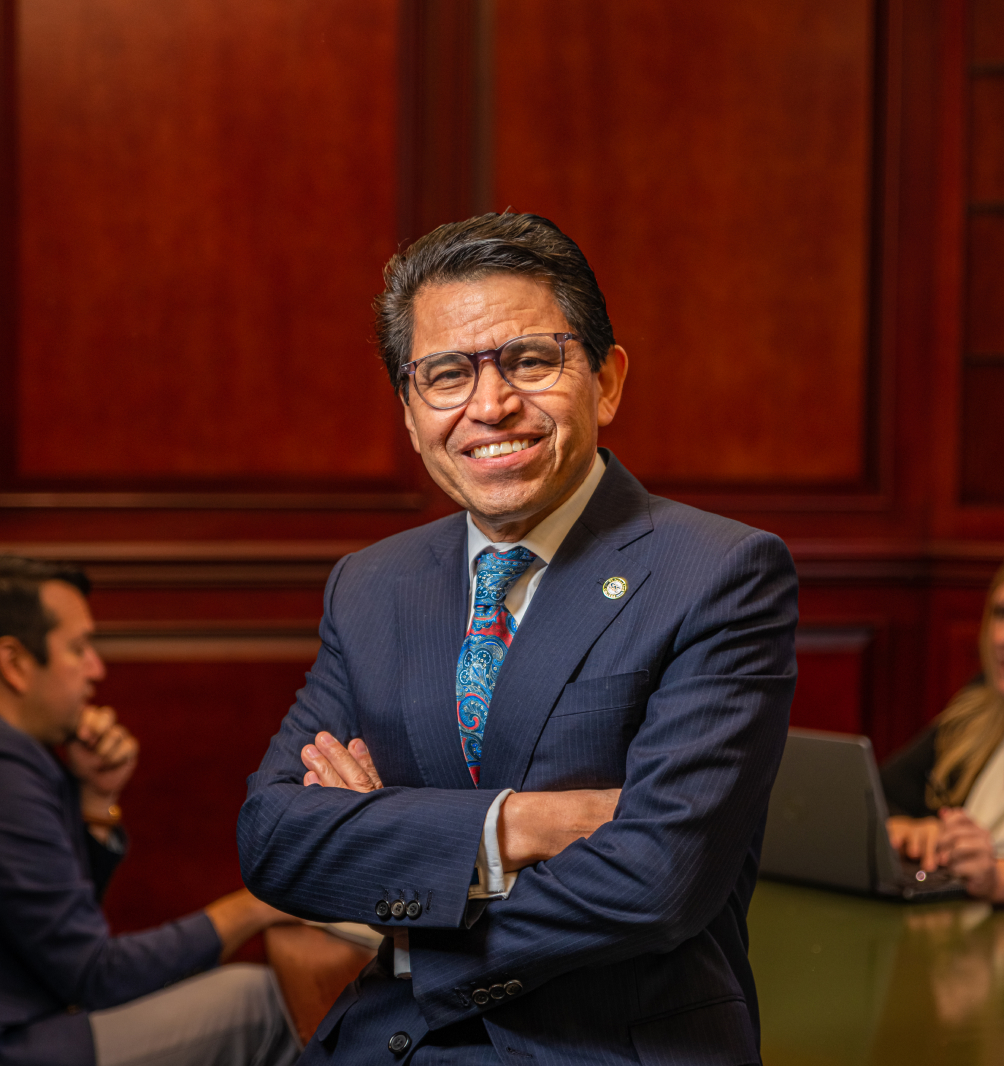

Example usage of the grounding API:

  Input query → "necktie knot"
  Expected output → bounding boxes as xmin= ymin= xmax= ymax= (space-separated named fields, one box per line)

xmin=472 ymin=547 xmax=536 ymax=608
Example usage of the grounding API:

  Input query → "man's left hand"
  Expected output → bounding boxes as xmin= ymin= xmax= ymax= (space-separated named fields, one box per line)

xmin=66 ymin=704 xmax=139 ymax=805
xmin=301 ymin=733 xmax=383 ymax=792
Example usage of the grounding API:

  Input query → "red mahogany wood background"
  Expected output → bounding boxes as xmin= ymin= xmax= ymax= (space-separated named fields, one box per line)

xmin=1 ymin=0 xmax=1002 ymax=937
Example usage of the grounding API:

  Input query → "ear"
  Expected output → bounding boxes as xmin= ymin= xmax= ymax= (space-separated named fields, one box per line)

xmin=0 ymin=636 xmax=37 ymax=696
xmin=596 ymin=345 xmax=629 ymax=428
xmin=400 ymin=391 xmax=422 ymax=455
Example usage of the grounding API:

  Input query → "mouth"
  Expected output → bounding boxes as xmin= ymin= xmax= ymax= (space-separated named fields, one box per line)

xmin=465 ymin=437 xmax=541 ymax=460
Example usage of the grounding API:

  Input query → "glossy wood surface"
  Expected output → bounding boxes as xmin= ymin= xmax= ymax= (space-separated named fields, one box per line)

xmin=14 ymin=0 xmax=401 ymax=486
xmin=751 ymin=880 xmax=1004 ymax=1065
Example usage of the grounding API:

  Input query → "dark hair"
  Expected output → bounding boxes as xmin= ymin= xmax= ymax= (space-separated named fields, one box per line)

xmin=374 ymin=212 xmax=616 ymax=393
xmin=0 ymin=557 xmax=91 ymax=665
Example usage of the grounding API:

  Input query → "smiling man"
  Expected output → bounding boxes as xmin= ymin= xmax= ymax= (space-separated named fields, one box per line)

xmin=239 ymin=213 xmax=799 ymax=1065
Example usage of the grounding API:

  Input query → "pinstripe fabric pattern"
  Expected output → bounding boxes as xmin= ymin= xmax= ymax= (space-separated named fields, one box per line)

xmin=238 ymin=451 xmax=796 ymax=1066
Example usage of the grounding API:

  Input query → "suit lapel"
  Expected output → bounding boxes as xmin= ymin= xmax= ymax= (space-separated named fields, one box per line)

xmin=478 ymin=454 xmax=654 ymax=790
xmin=396 ymin=514 xmax=476 ymax=790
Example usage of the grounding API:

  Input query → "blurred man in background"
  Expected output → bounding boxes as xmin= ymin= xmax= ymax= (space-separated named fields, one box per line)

xmin=0 ymin=557 xmax=300 ymax=1066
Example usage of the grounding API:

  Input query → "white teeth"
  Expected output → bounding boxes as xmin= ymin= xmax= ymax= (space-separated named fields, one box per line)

xmin=470 ymin=439 xmax=535 ymax=458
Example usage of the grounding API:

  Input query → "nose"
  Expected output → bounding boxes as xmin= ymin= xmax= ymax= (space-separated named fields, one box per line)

xmin=465 ymin=358 xmax=521 ymax=424
xmin=87 ymin=646 xmax=106 ymax=682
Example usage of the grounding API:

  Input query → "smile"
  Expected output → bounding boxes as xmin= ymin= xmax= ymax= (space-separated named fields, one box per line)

xmin=466 ymin=438 xmax=539 ymax=459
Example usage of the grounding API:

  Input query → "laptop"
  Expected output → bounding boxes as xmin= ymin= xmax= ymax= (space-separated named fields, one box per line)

xmin=760 ymin=727 xmax=968 ymax=901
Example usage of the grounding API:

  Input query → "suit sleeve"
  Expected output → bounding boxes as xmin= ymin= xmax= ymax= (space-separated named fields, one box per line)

xmin=237 ymin=558 xmax=502 ymax=930
xmin=408 ymin=529 xmax=798 ymax=1029
xmin=0 ymin=754 xmax=220 ymax=1012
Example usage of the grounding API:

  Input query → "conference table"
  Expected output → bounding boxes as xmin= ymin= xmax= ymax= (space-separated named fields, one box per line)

xmin=266 ymin=881 xmax=1004 ymax=1062
xmin=750 ymin=879 xmax=1004 ymax=1066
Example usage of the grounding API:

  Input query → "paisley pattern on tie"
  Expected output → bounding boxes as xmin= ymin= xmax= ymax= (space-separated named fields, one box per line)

xmin=457 ymin=546 xmax=536 ymax=785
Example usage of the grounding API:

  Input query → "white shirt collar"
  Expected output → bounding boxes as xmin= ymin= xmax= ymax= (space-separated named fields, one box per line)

xmin=465 ymin=451 xmax=607 ymax=571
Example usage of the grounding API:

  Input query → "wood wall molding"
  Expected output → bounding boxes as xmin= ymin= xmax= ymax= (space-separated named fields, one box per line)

xmin=0 ymin=539 xmax=367 ymax=587
xmin=93 ymin=619 xmax=320 ymax=662
xmin=0 ymin=492 xmax=424 ymax=511
xmin=3 ymin=537 xmax=1000 ymax=590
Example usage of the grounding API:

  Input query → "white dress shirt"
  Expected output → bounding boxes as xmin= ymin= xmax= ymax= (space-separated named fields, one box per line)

xmin=393 ymin=452 xmax=607 ymax=978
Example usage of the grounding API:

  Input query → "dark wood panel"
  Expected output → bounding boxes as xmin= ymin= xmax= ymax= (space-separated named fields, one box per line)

xmin=970 ymin=77 xmax=1004 ymax=201
xmin=397 ymin=0 xmax=493 ymax=241
xmin=12 ymin=0 xmax=403 ymax=487
xmin=972 ymin=0 xmax=1004 ymax=64
xmin=966 ymin=215 xmax=1004 ymax=351
xmin=923 ymin=584 xmax=989 ymax=720
xmin=492 ymin=0 xmax=875 ymax=488
xmin=961 ymin=362 xmax=1004 ymax=502
xmin=97 ymin=660 xmax=313 ymax=934
xmin=791 ymin=629 xmax=873 ymax=734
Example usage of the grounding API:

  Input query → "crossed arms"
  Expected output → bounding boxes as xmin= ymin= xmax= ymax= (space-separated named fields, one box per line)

xmin=237 ymin=528 xmax=799 ymax=1029
xmin=301 ymin=732 xmax=620 ymax=872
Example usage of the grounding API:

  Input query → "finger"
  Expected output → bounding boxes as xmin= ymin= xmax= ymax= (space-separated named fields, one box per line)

xmin=100 ymin=731 xmax=139 ymax=769
xmin=75 ymin=706 xmax=107 ymax=744
xmin=923 ymin=830 xmax=940 ymax=871
xmin=300 ymin=744 xmax=347 ymax=788
xmin=945 ymin=839 xmax=993 ymax=864
xmin=316 ymin=732 xmax=376 ymax=792
xmin=303 ymin=770 xmax=321 ymax=787
xmin=94 ymin=724 xmax=129 ymax=761
xmin=939 ymin=807 xmax=974 ymax=830
xmin=80 ymin=706 xmax=117 ymax=748
xmin=347 ymin=739 xmax=383 ymax=789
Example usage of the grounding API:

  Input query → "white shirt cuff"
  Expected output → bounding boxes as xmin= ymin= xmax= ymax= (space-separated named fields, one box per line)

xmin=392 ymin=930 xmax=411 ymax=979
xmin=469 ymin=788 xmax=518 ymax=900
xmin=393 ymin=788 xmax=517 ymax=977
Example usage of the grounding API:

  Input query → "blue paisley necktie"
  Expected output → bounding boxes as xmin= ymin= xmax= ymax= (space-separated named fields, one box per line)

xmin=456 ymin=546 xmax=536 ymax=785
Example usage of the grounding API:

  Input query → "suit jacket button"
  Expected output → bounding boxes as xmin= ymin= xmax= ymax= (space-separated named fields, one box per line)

xmin=375 ymin=900 xmax=391 ymax=920
xmin=472 ymin=988 xmax=491 ymax=1006
xmin=489 ymin=983 xmax=505 ymax=999
xmin=388 ymin=1031 xmax=411 ymax=1054
xmin=406 ymin=899 xmax=422 ymax=919
xmin=504 ymin=980 xmax=523 ymax=997
xmin=390 ymin=900 xmax=406 ymax=919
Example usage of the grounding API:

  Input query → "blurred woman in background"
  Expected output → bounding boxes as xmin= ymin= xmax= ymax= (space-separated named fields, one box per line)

xmin=882 ymin=561 xmax=1004 ymax=901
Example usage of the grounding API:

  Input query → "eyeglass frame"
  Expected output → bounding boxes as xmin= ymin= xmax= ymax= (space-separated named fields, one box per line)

xmin=399 ymin=332 xmax=581 ymax=410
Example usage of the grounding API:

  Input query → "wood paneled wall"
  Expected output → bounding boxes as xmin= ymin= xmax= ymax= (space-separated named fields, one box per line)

xmin=1 ymin=0 xmax=1003 ymax=933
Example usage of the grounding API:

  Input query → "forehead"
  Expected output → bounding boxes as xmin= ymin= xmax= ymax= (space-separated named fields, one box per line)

xmin=410 ymin=274 xmax=568 ymax=357
xmin=39 ymin=581 xmax=93 ymax=633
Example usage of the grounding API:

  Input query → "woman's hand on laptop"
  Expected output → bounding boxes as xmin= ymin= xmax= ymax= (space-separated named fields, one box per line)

xmin=935 ymin=808 xmax=1004 ymax=902
xmin=886 ymin=815 xmax=942 ymax=871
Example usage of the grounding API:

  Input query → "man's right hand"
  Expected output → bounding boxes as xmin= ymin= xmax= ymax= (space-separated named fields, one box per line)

xmin=301 ymin=732 xmax=383 ymax=791
xmin=886 ymin=814 xmax=943 ymax=871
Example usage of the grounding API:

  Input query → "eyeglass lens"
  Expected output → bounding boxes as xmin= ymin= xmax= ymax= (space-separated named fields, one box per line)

xmin=414 ymin=335 xmax=564 ymax=409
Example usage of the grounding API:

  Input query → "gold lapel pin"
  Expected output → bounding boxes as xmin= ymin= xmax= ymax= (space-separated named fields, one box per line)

xmin=602 ymin=576 xmax=628 ymax=600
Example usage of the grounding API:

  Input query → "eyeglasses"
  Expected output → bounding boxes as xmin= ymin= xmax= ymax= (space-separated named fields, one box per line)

xmin=400 ymin=332 xmax=580 ymax=410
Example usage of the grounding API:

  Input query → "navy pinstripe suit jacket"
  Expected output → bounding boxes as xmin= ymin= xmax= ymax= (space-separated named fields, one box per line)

xmin=238 ymin=451 xmax=798 ymax=1065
